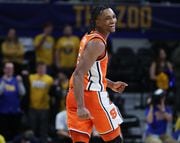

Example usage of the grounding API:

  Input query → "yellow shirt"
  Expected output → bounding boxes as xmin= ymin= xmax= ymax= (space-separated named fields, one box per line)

xmin=1 ymin=41 xmax=24 ymax=64
xmin=0 ymin=134 xmax=5 ymax=143
xmin=29 ymin=74 xmax=53 ymax=109
xmin=156 ymin=72 xmax=169 ymax=90
xmin=175 ymin=117 xmax=180 ymax=131
xmin=34 ymin=34 xmax=55 ymax=65
xmin=56 ymin=36 xmax=80 ymax=68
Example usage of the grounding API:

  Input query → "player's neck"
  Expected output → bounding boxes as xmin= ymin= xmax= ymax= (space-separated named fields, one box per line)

xmin=37 ymin=73 xmax=45 ymax=76
xmin=94 ymin=29 xmax=109 ymax=40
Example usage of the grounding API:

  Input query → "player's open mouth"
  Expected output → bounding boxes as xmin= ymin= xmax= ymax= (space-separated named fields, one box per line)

xmin=110 ymin=25 xmax=115 ymax=28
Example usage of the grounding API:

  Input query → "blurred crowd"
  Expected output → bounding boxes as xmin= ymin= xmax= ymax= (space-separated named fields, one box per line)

xmin=0 ymin=22 xmax=180 ymax=143
xmin=0 ymin=23 xmax=80 ymax=143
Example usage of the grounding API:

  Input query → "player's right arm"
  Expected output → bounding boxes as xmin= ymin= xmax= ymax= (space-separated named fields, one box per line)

xmin=73 ymin=39 xmax=105 ymax=120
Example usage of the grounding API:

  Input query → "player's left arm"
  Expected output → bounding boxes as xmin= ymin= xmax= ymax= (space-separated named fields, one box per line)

xmin=106 ymin=78 xmax=128 ymax=93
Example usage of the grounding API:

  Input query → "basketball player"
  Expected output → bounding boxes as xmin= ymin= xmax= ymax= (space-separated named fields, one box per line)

xmin=66 ymin=5 xmax=128 ymax=143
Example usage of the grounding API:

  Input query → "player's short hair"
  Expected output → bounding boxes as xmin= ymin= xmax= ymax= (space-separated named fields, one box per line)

xmin=89 ymin=5 xmax=110 ymax=32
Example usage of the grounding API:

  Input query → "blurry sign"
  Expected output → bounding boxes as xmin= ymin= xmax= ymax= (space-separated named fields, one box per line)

xmin=0 ymin=3 xmax=179 ymax=39
xmin=73 ymin=5 xmax=152 ymax=29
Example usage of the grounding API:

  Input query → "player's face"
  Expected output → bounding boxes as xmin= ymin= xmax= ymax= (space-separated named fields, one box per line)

xmin=4 ymin=63 xmax=14 ymax=76
xmin=44 ymin=25 xmax=53 ymax=35
xmin=37 ymin=65 xmax=46 ymax=75
xmin=96 ymin=8 xmax=117 ymax=33
xmin=63 ymin=26 xmax=73 ymax=36
xmin=8 ymin=28 xmax=16 ymax=39
xmin=159 ymin=49 xmax=166 ymax=60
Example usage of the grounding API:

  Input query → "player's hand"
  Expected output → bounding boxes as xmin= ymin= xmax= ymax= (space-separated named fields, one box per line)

xmin=77 ymin=107 xmax=93 ymax=120
xmin=21 ymin=70 xmax=29 ymax=75
xmin=16 ymin=75 xmax=23 ymax=82
xmin=111 ymin=81 xmax=128 ymax=93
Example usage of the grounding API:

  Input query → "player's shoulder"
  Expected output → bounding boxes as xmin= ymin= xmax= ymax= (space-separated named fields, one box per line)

xmin=1 ymin=41 xmax=7 ymax=46
xmin=29 ymin=73 xmax=37 ymax=78
xmin=88 ymin=32 xmax=106 ymax=44
xmin=57 ymin=36 xmax=66 ymax=41
xmin=71 ymin=35 xmax=79 ymax=40
xmin=34 ymin=34 xmax=42 ymax=39
xmin=87 ymin=37 xmax=106 ymax=49
xmin=29 ymin=74 xmax=36 ymax=81
xmin=44 ymin=74 xmax=54 ymax=82
xmin=44 ymin=74 xmax=52 ymax=78
xmin=48 ymin=35 xmax=55 ymax=41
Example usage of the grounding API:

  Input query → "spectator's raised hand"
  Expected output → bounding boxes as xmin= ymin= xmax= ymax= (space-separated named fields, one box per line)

xmin=16 ymin=75 xmax=23 ymax=82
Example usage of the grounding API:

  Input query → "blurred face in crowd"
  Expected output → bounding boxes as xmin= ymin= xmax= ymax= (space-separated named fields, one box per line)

xmin=36 ymin=64 xmax=47 ymax=75
xmin=44 ymin=24 xmax=53 ymax=35
xmin=96 ymin=8 xmax=117 ymax=33
xmin=7 ymin=28 xmax=16 ymax=40
xmin=4 ymin=62 xmax=14 ymax=77
xmin=58 ymin=72 xmax=67 ymax=82
xmin=159 ymin=48 xmax=167 ymax=60
xmin=63 ymin=25 xmax=73 ymax=37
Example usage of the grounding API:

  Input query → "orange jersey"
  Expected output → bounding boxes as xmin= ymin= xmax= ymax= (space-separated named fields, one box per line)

xmin=69 ymin=31 xmax=108 ymax=91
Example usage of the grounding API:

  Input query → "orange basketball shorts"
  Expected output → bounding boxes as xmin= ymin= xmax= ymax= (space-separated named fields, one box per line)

xmin=66 ymin=89 xmax=123 ymax=140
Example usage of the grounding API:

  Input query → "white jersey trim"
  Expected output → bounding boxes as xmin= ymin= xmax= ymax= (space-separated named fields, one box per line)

xmin=86 ymin=61 xmax=104 ymax=91
xmin=68 ymin=128 xmax=91 ymax=137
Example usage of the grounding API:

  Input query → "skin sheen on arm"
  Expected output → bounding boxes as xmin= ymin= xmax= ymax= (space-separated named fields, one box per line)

xmin=73 ymin=39 xmax=105 ymax=117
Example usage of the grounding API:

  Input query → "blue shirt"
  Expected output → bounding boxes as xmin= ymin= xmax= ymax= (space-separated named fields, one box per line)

xmin=0 ymin=77 xmax=21 ymax=114
xmin=145 ymin=106 xmax=172 ymax=136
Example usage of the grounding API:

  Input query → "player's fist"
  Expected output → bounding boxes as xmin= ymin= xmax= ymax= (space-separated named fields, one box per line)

xmin=77 ymin=107 xmax=93 ymax=120
xmin=111 ymin=81 xmax=128 ymax=93
xmin=16 ymin=75 xmax=23 ymax=82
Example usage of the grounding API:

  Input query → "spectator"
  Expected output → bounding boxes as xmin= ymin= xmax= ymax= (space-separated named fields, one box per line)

xmin=50 ymin=72 xmax=69 ymax=123
xmin=171 ymin=45 xmax=180 ymax=113
xmin=53 ymin=72 xmax=69 ymax=112
xmin=28 ymin=62 xmax=54 ymax=143
xmin=1 ymin=28 xmax=25 ymax=74
xmin=55 ymin=24 xmax=80 ymax=78
xmin=150 ymin=48 xmax=174 ymax=90
xmin=160 ymin=134 xmax=178 ymax=143
xmin=0 ymin=134 xmax=5 ymax=143
xmin=0 ymin=62 xmax=26 ymax=141
xmin=145 ymin=89 xmax=173 ymax=138
xmin=55 ymin=110 xmax=72 ymax=143
xmin=53 ymin=75 xmax=69 ymax=143
xmin=172 ymin=113 xmax=180 ymax=141
xmin=145 ymin=135 xmax=162 ymax=143
xmin=34 ymin=22 xmax=55 ymax=75
xmin=13 ymin=129 xmax=39 ymax=143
